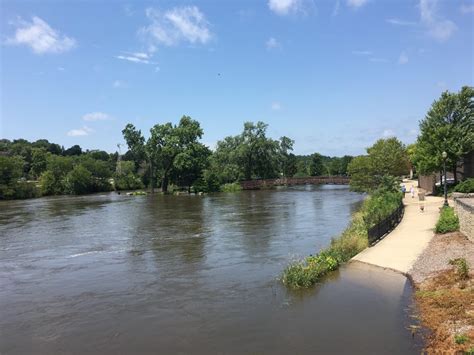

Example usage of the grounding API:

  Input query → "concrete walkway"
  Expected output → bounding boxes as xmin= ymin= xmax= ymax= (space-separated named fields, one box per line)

xmin=352 ymin=181 xmax=445 ymax=274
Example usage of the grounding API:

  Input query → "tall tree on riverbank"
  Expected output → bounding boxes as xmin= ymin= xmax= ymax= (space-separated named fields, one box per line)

xmin=347 ymin=137 xmax=409 ymax=192
xmin=210 ymin=121 xmax=295 ymax=183
xmin=122 ymin=116 xmax=208 ymax=192
xmin=414 ymin=86 xmax=474 ymax=183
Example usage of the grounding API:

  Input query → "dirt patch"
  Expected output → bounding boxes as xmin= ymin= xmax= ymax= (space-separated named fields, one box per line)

xmin=410 ymin=232 xmax=474 ymax=353
xmin=410 ymin=232 xmax=474 ymax=284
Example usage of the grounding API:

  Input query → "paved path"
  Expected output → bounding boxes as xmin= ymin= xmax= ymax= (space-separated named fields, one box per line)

xmin=352 ymin=181 xmax=445 ymax=274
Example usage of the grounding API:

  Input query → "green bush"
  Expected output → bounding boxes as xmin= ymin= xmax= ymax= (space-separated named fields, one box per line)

xmin=454 ymin=178 xmax=474 ymax=193
xmin=435 ymin=206 xmax=460 ymax=234
xmin=65 ymin=165 xmax=93 ymax=195
xmin=449 ymin=258 xmax=469 ymax=280
xmin=220 ymin=182 xmax=242 ymax=192
xmin=362 ymin=191 xmax=403 ymax=228
xmin=14 ymin=181 xmax=40 ymax=199
xmin=282 ymin=211 xmax=369 ymax=289
xmin=114 ymin=173 xmax=144 ymax=191
xmin=454 ymin=334 xmax=469 ymax=345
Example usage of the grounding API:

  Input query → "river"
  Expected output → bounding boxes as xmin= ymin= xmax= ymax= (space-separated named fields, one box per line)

xmin=0 ymin=185 xmax=423 ymax=354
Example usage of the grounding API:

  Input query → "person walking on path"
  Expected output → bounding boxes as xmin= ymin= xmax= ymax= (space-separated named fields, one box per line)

xmin=410 ymin=185 xmax=416 ymax=198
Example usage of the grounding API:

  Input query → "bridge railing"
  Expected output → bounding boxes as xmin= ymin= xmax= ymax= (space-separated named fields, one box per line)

xmin=240 ymin=176 xmax=350 ymax=190
xmin=367 ymin=202 xmax=404 ymax=246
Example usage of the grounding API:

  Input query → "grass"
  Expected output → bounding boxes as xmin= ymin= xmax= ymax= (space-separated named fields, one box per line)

xmin=220 ymin=182 xmax=242 ymax=192
xmin=282 ymin=190 xmax=403 ymax=289
xmin=449 ymin=258 xmax=470 ymax=281
xmin=435 ymin=206 xmax=460 ymax=234
xmin=455 ymin=334 xmax=469 ymax=345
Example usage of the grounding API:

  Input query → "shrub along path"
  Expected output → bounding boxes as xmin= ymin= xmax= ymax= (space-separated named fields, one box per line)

xmin=352 ymin=180 xmax=445 ymax=274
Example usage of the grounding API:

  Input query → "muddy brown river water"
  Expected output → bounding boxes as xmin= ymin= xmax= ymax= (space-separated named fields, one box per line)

xmin=0 ymin=185 xmax=423 ymax=354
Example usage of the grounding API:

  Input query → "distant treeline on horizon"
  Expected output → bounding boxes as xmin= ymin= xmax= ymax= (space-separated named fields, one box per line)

xmin=0 ymin=121 xmax=354 ymax=200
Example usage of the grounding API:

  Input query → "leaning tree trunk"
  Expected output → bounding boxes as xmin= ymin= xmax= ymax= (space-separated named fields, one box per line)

xmin=162 ymin=174 xmax=169 ymax=193
xmin=149 ymin=160 xmax=154 ymax=194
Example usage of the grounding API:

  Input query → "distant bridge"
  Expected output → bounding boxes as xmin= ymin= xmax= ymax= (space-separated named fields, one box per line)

xmin=240 ymin=176 xmax=350 ymax=190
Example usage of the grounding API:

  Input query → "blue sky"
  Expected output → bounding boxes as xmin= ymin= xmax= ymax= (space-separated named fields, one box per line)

xmin=1 ymin=0 xmax=473 ymax=156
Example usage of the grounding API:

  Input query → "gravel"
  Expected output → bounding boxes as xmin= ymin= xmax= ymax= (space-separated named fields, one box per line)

xmin=409 ymin=231 xmax=474 ymax=284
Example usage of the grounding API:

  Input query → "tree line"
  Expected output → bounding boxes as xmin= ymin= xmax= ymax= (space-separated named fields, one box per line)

xmin=2 ymin=85 xmax=471 ymax=200
xmin=0 ymin=121 xmax=353 ymax=199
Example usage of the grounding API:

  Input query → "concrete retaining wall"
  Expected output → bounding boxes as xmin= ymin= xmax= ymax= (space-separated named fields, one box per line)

xmin=454 ymin=197 xmax=474 ymax=241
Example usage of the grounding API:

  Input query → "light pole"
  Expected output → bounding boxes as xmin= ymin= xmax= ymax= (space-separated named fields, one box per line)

xmin=442 ymin=151 xmax=448 ymax=207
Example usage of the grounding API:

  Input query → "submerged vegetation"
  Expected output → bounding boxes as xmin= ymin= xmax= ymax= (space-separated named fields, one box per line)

xmin=283 ymin=136 xmax=406 ymax=289
xmin=282 ymin=189 xmax=403 ymax=289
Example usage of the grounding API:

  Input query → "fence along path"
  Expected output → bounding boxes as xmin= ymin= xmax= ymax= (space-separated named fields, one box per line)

xmin=352 ymin=180 xmax=445 ymax=274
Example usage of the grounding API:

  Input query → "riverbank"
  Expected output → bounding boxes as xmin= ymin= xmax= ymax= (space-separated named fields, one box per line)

xmin=351 ymin=180 xmax=474 ymax=352
xmin=410 ymin=231 xmax=474 ymax=353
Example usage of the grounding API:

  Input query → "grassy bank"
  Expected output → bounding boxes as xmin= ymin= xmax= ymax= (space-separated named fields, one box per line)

xmin=282 ymin=191 xmax=403 ymax=289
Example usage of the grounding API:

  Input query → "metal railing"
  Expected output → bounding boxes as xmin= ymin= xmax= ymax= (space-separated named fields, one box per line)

xmin=367 ymin=203 xmax=404 ymax=246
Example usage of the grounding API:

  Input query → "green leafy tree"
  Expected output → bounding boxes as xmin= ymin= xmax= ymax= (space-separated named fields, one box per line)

xmin=30 ymin=148 xmax=48 ymax=178
xmin=309 ymin=153 xmax=324 ymax=176
xmin=0 ymin=156 xmax=24 ymax=199
xmin=64 ymin=145 xmax=82 ymax=156
xmin=65 ymin=165 xmax=93 ymax=194
xmin=348 ymin=138 xmax=409 ymax=192
xmin=415 ymin=86 xmax=474 ymax=182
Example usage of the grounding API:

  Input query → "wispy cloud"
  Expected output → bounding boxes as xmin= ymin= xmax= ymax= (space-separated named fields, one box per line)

xmin=268 ymin=0 xmax=302 ymax=15
xmin=82 ymin=112 xmax=111 ymax=121
xmin=332 ymin=1 xmax=341 ymax=16
xmin=369 ymin=57 xmax=389 ymax=63
xmin=271 ymin=102 xmax=282 ymax=110
xmin=386 ymin=18 xmax=417 ymax=26
xmin=398 ymin=51 xmax=409 ymax=64
xmin=347 ymin=0 xmax=369 ymax=9
xmin=6 ymin=16 xmax=76 ymax=54
xmin=113 ymin=80 xmax=127 ymax=88
xmin=460 ymin=4 xmax=474 ymax=14
xmin=141 ymin=6 xmax=213 ymax=46
xmin=57 ymin=66 xmax=65 ymax=71
xmin=266 ymin=37 xmax=281 ymax=50
xmin=352 ymin=50 xmax=372 ymax=55
xmin=67 ymin=126 xmax=94 ymax=137
xmin=116 ymin=51 xmax=156 ymax=64
xmin=419 ymin=0 xmax=457 ymax=41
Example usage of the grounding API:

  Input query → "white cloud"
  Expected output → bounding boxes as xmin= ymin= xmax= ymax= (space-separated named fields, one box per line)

xmin=116 ymin=52 xmax=153 ymax=64
xmin=268 ymin=0 xmax=302 ymax=15
xmin=82 ymin=112 xmax=111 ymax=121
xmin=419 ymin=0 xmax=457 ymax=41
xmin=332 ymin=1 xmax=341 ymax=16
xmin=398 ymin=51 xmax=409 ymax=64
xmin=369 ymin=57 xmax=388 ymax=63
xmin=382 ymin=129 xmax=395 ymax=138
xmin=386 ymin=18 xmax=417 ymax=26
xmin=57 ymin=66 xmax=65 ymax=71
xmin=113 ymin=80 xmax=127 ymax=88
xmin=460 ymin=4 xmax=474 ymax=14
xmin=266 ymin=37 xmax=281 ymax=50
xmin=347 ymin=0 xmax=369 ymax=9
xmin=141 ymin=6 xmax=212 ymax=46
xmin=67 ymin=126 xmax=94 ymax=137
xmin=352 ymin=50 xmax=372 ymax=55
xmin=6 ymin=16 xmax=76 ymax=54
xmin=271 ymin=102 xmax=282 ymax=110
